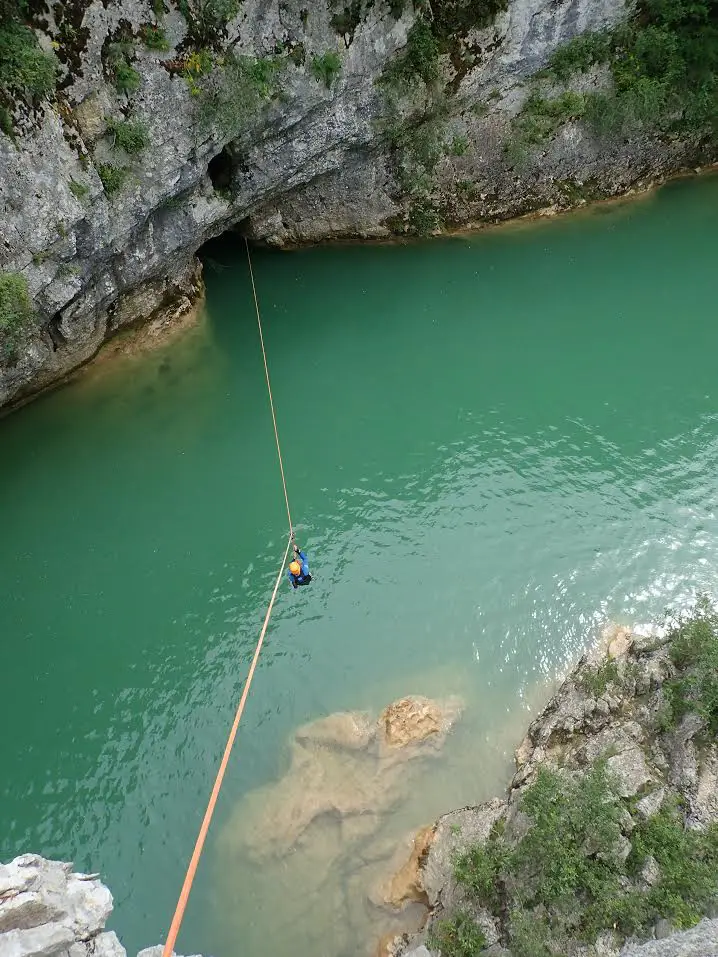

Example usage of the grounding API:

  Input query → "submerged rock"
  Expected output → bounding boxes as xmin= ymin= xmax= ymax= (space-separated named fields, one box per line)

xmin=373 ymin=826 xmax=434 ymax=911
xmin=231 ymin=695 xmax=462 ymax=862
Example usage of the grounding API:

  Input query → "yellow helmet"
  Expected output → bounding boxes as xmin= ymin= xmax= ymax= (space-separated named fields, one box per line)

xmin=289 ymin=560 xmax=301 ymax=576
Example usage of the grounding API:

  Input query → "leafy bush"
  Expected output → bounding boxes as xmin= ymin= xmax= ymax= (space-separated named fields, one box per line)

xmin=69 ymin=178 xmax=89 ymax=199
xmin=505 ymin=90 xmax=586 ymax=163
xmin=427 ymin=910 xmax=486 ymax=957
xmin=0 ymin=271 xmax=34 ymax=361
xmin=448 ymin=133 xmax=469 ymax=155
xmin=179 ymin=0 xmax=240 ymax=47
xmin=579 ymin=657 xmax=620 ymax=696
xmin=540 ymin=0 xmax=718 ymax=138
xmin=181 ymin=48 xmax=214 ymax=95
xmin=106 ymin=117 xmax=149 ymax=154
xmin=408 ymin=196 xmax=441 ymax=234
xmin=454 ymin=838 xmax=508 ymax=910
xmin=660 ymin=597 xmax=718 ymax=733
xmin=311 ymin=51 xmax=342 ymax=88
xmin=140 ymin=24 xmax=170 ymax=51
xmin=545 ymin=30 xmax=613 ymax=82
xmin=629 ymin=799 xmax=718 ymax=928
xmin=431 ymin=0 xmax=509 ymax=41
xmin=199 ymin=53 xmax=283 ymax=133
xmin=508 ymin=911 xmax=553 ymax=957
xmin=106 ymin=42 xmax=141 ymax=95
xmin=0 ymin=18 xmax=58 ymax=105
xmin=382 ymin=17 xmax=439 ymax=87
xmin=97 ymin=163 xmax=128 ymax=195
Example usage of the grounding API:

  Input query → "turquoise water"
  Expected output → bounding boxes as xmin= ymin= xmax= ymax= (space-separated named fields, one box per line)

xmin=1 ymin=175 xmax=718 ymax=957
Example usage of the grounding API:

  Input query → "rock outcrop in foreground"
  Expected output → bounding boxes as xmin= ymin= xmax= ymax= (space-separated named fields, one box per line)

xmin=0 ymin=855 xmax=195 ymax=957
xmin=389 ymin=616 xmax=718 ymax=957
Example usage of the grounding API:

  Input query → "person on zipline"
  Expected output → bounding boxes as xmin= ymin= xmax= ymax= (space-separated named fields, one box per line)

xmin=287 ymin=542 xmax=312 ymax=589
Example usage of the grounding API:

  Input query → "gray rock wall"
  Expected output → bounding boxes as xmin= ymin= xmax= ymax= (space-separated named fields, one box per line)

xmin=0 ymin=0 xmax=711 ymax=409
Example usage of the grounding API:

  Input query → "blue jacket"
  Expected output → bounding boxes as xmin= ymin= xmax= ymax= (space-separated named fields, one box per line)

xmin=287 ymin=550 xmax=310 ymax=588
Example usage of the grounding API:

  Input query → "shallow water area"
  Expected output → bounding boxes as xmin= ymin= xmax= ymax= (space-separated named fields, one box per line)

xmin=1 ymin=175 xmax=718 ymax=957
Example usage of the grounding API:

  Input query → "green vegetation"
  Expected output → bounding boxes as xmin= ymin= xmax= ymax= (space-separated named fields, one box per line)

xmin=382 ymin=18 xmax=439 ymax=88
xmin=0 ymin=1 xmax=59 ymax=132
xmin=140 ymin=24 xmax=170 ymax=51
xmin=311 ymin=51 xmax=342 ymax=88
xmin=543 ymin=30 xmax=612 ymax=84
xmin=657 ymin=597 xmax=718 ymax=733
xmin=0 ymin=20 xmax=58 ymax=101
xmin=430 ymin=0 xmax=508 ymax=42
xmin=106 ymin=42 xmax=141 ymax=95
xmin=179 ymin=0 xmax=241 ymax=47
xmin=408 ymin=195 xmax=441 ymax=235
xmin=97 ymin=163 xmax=128 ymax=195
xmin=506 ymin=0 xmax=718 ymax=163
xmin=449 ymin=753 xmax=718 ymax=953
xmin=629 ymin=799 xmax=718 ymax=928
xmin=0 ymin=271 xmax=34 ymax=362
xmin=69 ymin=178 xmax=88 ymax=199
xmin=181 ymin=48 xmax=213 ymax=95
xmin=448 ymin=133 xmax=469 ymax=155
xmin=385 ymin=114 xmax=447 ymax=233
xmin=531 ymin=0 xmax=718 ymax=143
xmin=428 ymin=911 xmax=487 ymax=957
xmin=106 ymin=117 xmax=149 ymax=154
xmin=198 ymin=52 xmax=283 ymax=133
xmin=506 ymin=90 xmax=586 ymax=162
xmin=579 ymin=656 xmax=620 ymax=696
xmin=330 ymin=1 xmax=362 ymax=37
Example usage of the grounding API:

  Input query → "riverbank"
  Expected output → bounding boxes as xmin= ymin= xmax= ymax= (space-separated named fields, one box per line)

xmin=386 ymin=607 xmax=718 ymax=957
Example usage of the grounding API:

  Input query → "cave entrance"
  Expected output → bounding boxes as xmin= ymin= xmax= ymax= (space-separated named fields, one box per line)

xmin=207 ymin=147 xmax=233 ymax=192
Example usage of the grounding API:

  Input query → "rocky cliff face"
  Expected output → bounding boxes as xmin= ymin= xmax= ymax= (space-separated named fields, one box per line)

xmin=388 ymin=619 xmax=718 ymax=957
xmin=0 ymin=854 xmax=196 ymax=957
xmin=1 ymin=0 xmax=713 ymax=410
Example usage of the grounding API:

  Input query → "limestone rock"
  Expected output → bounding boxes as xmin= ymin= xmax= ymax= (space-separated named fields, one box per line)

xmin=619 ymin=919 xmax=718 ymax=954
xmin=605 ymin=624 xmax=634 ymax=660
xmin=379 ymin=696 xmax=462 ymax=752
xmin=421 ymin=800 xmax=507 ymax=909
xmin=374 ymin=827 xmax=434 ymax=910
xmin=606 ymin=746 xmax=654 ymax=798
xmin=3 ymin=0 xmax=713 ymax=412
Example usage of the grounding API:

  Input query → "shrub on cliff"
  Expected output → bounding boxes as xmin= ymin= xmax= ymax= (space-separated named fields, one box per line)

xmin=543 ymin=0 xmax=718 ymax=137
xmin=0 ymin=2 xmax=59 ymax=133
xmin=452 ymin=751 xmax=718 ymax=954
xmin=659 ymin=596 xmax=718 ymax=733
xmin=0 ymin=272 xmax=35 ymax=362
xmin=311 ymin=51 xmax=342 ymax=89
xmin=179 ymin=0 xmax=240 ymax=47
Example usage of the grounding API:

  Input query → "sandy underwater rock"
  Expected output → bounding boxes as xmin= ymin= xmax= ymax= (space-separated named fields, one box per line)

xmin=229 ymin=695 xmax=462 ymax=863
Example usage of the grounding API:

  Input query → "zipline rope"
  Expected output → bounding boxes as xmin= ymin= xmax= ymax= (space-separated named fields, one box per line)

xmin=161 ymin=241 xmax=296 ymax=957
xmin=245 ymin=237 xmax=295 ymax=539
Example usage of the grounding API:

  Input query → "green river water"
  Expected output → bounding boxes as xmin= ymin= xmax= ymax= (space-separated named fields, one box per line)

xmin=1 ymin=176 xmax=718 ymax=957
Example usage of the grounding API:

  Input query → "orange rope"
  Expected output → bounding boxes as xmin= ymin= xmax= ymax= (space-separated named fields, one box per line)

xmin=162 ymin=535 xmax=292 ymax=957
xmin=162 ymin=244 xmax=297 ymax=957
xmin=245 ymin=237 xmax=294 ymax=539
